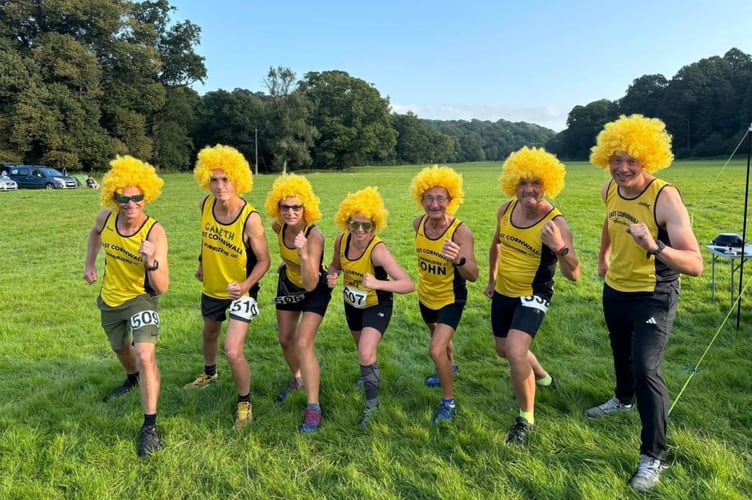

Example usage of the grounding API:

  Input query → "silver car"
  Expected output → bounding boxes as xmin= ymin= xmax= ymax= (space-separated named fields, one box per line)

xmin=0 ymin=176 xmax=17 ymax=191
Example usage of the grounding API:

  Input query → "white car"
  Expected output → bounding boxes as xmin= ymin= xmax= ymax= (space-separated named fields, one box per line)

xmin=0 ymin=176 xmax=17 ymax=191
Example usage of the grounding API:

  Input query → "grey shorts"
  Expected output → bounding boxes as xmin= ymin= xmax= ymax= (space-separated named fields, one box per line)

xmin=98 ymin=294 xmax=160 ymax=350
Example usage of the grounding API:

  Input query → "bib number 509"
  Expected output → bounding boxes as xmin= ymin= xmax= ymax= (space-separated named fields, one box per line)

xmin=130 ymin=310 xmax=160 ymax=330
xmin=230 ymin=296 xmax=259 ymax=321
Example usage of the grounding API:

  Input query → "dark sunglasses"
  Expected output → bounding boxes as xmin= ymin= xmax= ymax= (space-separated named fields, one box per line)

xmin=349 ymin=220 xmax=373 ymax=231
xmin=280 ymin=204 xmax=303 ymax=212
xmin=115 ymin=194 xmax=145 ymax=203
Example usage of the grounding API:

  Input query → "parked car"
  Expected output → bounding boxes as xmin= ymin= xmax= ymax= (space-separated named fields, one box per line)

xmin=0 ymin=175 xmax=17 ymax=191
xmin=9 ymin=165 xmax=78 ymax=189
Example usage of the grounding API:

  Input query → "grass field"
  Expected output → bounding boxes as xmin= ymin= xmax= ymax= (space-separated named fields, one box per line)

xmin=1 ymin=160 xmax=751 ymax=499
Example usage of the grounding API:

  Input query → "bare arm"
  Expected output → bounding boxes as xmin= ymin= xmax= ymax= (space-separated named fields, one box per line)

xmin=631 ymin=186 xmax=703 ymax=277
xmin=541 ymin=216 xmax=580 ymax=282
xmin=598 ymin=184 xmax=611 ymax=278
xmin=142 ymin=222 xmax=170 ymax=295
xmin=484 ymin=203 xmax=507 ymax=298
xmin=233 ymin=211 xmax=271 ymax=299
xmin=326 ymin=233 xmax=343 ymax=288
xmin=297 ymin=226 xmax=325 ymax=292
xmin=363 ymin=242 xmax=415 ymax=294
xmin=196 ymin=196 xmax=208 ymax=282
xmin=83 ymin=210 xmax=110 ymax=284
xmin=444 ymin=223 xmax=479 ymax=282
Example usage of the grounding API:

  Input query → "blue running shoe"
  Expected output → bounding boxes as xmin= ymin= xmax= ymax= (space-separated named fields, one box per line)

xmin=424 ymin=364 xmax=458 ymax=388
xmin=432 ymin=401 xmax=457 ymax=425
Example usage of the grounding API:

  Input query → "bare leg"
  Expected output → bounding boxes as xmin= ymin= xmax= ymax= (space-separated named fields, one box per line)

xmin=225 ymin=319 xmax=251 ymax=396
xmin=134 ymin=343 xmax=160 ymax=414
xmin=296 ymin=312 xmax=325 ymax=405
xmin=277 ymin=310 xmax=302 ymax=379
xmin=429 ymin=323 xmax=457 ymax=400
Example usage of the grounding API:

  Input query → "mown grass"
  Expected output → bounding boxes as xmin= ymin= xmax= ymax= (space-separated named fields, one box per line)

xmin=1 ymin=160 xmax=751 ymax=499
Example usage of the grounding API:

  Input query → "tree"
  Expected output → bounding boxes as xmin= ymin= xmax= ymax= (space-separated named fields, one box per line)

xmin=152 ymin=86 xmax=201 ymax=170
xmin=264 ymin=66 xmax=318 ymax=173
xmin=302 ymin=70 xmax=397 ymax=169
xmin=619 ymin=74 xmax=668 ymax=117
xmin=559 ymin=100 xmax=619 ymax=159
xmin=192 ymin=89 xmax=268 ymax=169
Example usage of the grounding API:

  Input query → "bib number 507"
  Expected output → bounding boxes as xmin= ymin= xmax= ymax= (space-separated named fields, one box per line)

xmin=230 ymin=296 xmax=259 ymax=321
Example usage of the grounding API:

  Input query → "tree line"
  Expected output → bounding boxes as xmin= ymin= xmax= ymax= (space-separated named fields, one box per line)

xmin=1 ymin=1 xmax=748 ymax=172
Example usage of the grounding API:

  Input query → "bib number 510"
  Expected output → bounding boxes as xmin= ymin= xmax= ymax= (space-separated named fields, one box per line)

xmin=230 ymin=296 xmax=259 ymax=321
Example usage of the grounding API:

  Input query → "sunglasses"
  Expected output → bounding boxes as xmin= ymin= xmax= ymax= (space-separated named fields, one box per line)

xmin=349 ymin=221 xmax=373 ymax=231
xmin=115 ymin=194 xmax=145 ymax=203
xmin=280 ymin=204 xmax=303 ymax=212
xmin=423 ymin=195 xmax=448 ymax=204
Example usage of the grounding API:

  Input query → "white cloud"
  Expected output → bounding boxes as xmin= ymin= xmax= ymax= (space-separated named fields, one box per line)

xmin=391 ymin=104 xmax=570 ymax=132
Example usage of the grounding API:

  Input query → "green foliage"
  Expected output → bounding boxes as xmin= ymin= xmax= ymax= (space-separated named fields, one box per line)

xmin=0 ymin=0 xmax=205 ymax=171
xmin=1 ymin=161 xmax=751 ymax=497
xmin=303 ymin=70 xmax=398 ymax=169
xmin=555 ymin=48 xmax=752 ymax=160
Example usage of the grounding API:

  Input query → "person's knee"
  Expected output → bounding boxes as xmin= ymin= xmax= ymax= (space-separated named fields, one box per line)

xmin=134 ymin=345 xmax=156 ymax=368
xmin=224 ymin=342 xmax=245 ymax=365
xmin=202 ymin=327 xmax=221 ymax=342
xmin=495 ymin=341 xmax=507 ymax=358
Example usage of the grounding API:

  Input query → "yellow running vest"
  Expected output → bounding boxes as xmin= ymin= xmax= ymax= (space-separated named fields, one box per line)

xmin=339 ymin=233 xmax=387 ymax=308
xmin=200 ymin=196 xmax=258 ymax=299
xmin=100 ymin=211 xmax=158 ymax=307
xmin=415 ymin=215 xmax=466 ymax=309
xmin=494 ymin=200 xmax=560 ymax=298
xmin=604 ymin=179 xmax=678 ymax=292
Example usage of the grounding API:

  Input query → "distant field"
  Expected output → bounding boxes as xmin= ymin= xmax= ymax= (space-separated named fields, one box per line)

xmin=0 ymin=160 xmax=750 ymax=498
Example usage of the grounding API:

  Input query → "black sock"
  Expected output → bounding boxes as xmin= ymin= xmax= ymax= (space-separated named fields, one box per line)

xmin=127 ymin=372 xmax=139 ymax=387
xmin=238 ymin=393 xmax=250 ymax=403
xmin=143 ymin=413 xmax=156 ymax=428
xmin=205 ymin=364 xmax=217 ymax=377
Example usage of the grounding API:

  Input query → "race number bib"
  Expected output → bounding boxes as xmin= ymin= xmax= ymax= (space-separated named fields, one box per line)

xmin=273 ymin=293 xmax=305 ymax=305
xmin=520 ymin=295 xmax=549 ymax=314
xmin=230 ymin=296 xmax=259 ymax=321
xmin=343 ymin=285 xmax=368 ymax=309
xmin=130 ymin=310 xmax=160 ymax=330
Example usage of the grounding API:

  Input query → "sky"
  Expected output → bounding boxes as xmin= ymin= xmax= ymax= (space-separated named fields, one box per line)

xmin=168 ymin=0 xmax=752 ymax=132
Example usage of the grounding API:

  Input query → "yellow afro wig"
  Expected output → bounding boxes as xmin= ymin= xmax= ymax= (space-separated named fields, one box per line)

xmin=410 ymin=165 xmax=464 ymax=215
xmin=335 ymin=186 xmax=388 ymax=233
xmin=499 ymin=146 xmax=566 ymax=198
xmin=264 ymin=174 xmax=322 ymax=224
xmin=590 ymin=114 xmax=674 ymax=174
xmin=101 ymin=155 xmax=164 ymax=208
xmin=193 ymin=144 xmax=253 ymax=195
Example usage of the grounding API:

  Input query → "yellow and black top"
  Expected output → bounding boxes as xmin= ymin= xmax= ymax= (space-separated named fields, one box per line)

xmin=101 ymin=212 xmax=158 ymax=307
xmin=415 ymin=215 xmax=467 ymax=309
xmin=495 ymin=200 xmax=561 ymax=299
xmin=200 ymin=195 xmax=259 ymax=299
xmin=339 ymin=233 xmax=390 ymax=309
xmin=277 ymin=224 xmax=325 ymax=288
xmin=604 ymin=178 xmax=678 ymax=293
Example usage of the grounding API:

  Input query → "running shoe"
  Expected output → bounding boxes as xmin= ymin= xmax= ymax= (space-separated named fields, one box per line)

xmin=629 ymin=454 xmax=669 ymax=492
xmin=277 ymin=378 xmax=304 ymax=402
xmin=359 ymin=405 xmax=379 ymax=429
xmin=432 ymin=401 xmax=457 ymax=425
xmin=183 ymin=372 xmax=218 ymax=389
xmin=102 ymin=379 xmax=137 ymax=402
xmin=234 ymin=401 xmax=253 ymax=429
xmin=506 ymin=416 xmax=534 ymax=446
xmin=424 ymin=364 xmax=459 ymax=388
xmin=138 ymin=425 xmax=162 ymax=457
xmin=585 ymin=396 xmax=635 ymax=419
xmin=300 ymin=408 xmax=322 ymax=433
